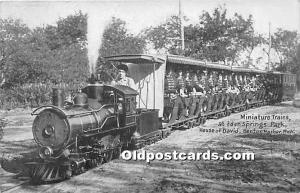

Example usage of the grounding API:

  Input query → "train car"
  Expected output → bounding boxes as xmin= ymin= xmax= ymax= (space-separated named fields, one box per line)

xmin=26 ymin=54 xmax=296 ymax=183
xmin=281 ymin=72 xmax=297 ymax=100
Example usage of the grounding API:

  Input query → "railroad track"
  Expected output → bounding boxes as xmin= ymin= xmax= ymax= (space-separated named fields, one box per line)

xmin=1 ymin=180 xmax=61 ymax=193
xmin=1 ymin=181 xmax=29 ymax=193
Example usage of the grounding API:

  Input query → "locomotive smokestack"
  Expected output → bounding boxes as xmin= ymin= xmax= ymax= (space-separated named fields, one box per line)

xmin=89 ymin=73 xmax=96 ymax=84
xmin=52 ymin=87 xmax=65 ymax=108
xmin=88 ymin=60 xmax=101 ymax=84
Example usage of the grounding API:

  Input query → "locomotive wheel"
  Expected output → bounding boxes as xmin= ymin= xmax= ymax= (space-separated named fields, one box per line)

xmin=96 ymin=155 xmax=105 ymax=165
xmin=201 ymin=117 xmax=207 ymax=124
xmin=103 ymin=147 xmax=113 ymax=163
xmin=218 ymin=113 xmax=222 ymax=118
xmin=163 ymin=107 xmax=173 ymax=123
xmin=113 ymin=135 xmax=122 ymax=159
xmin=163 ymin=128 xmax=172 ymax=138
xmin=100 ymin=135 xmax=114 ymax=163
xmin=113 ymin=145 xmax=122 ymax=159
xmin=220 ymin=112 xmax=225 ymax=117
xmin=227 ymin=110 xmax=231 ymax=116
xmin=65 ymin=168 xmax=72 ymax=179
xmin=188 ymin=121 xmax=195 ymax=129
xmin=195 ymin=117 xmax=202 ymax=126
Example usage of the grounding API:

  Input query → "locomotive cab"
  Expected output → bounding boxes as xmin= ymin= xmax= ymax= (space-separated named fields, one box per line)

xmin=82 ymin=84 xmax=138 ymax=127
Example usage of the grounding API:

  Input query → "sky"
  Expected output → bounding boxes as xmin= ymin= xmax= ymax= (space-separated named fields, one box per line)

xmin=0 ymin=0 xmax=299 ymax=35
xmin=0 ymin=0 xmax=299 ymax=70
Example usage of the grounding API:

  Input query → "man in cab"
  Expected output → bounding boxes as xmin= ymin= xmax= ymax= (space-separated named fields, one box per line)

xmin=112 ymin=64 xmax=136 ymax=90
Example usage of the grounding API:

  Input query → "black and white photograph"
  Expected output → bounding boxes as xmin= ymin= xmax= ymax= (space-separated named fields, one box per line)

xmin=0 ymin=0 xmax=299 ymax=192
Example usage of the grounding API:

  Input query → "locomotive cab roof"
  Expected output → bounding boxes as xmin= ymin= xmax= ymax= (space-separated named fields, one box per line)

xmin=105 ymin=54 xmax=165 ymax=64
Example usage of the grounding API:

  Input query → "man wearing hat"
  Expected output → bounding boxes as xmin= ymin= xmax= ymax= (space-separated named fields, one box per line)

xmin=112 ymin=64 xmax=136 ymax=89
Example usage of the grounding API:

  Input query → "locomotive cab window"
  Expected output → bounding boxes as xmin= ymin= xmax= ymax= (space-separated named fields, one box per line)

xmin=125 ymin=98 xmax=131 ymax=112
xmin=124 ymin=96 xmax=136 ymax=114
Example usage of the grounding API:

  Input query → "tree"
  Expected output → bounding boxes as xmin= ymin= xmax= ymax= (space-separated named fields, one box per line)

xmin=0 ymin=12 xmax=89 ymax=87
xmin=185 ymin=6 xmax=256 ymax=63
xmin=0 ymin=18 xmax=32 ymax=86
xmin=42 ymin=11 xmax=89 ymax=83
xmin=0 ymin=19 xmax=30 ymax=72
xmin=242 ymin=33 xmax=265 ymax=67
xmin=145 ymin=7 xmax=259 ymax=64
xmin=99 ymin=17 xmax=146 ymax=57
xmin=45 ymin=11 xmax=87 ymax=50
xmin=96 ymin=17 xmax=146 ymax=82
xmin=296 ymin=44 xmax=300 ymax=88
xmin=144 ymin=15 xmax=182 ymax=54
xmin=49 ymin=44 xmax=89 ymax=84
xmin=271 ymin=29 xmax=299 ymax=72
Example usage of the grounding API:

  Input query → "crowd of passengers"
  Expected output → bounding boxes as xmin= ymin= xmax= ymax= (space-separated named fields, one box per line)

xmin=165 ymin=69 xmax=279 ymax=97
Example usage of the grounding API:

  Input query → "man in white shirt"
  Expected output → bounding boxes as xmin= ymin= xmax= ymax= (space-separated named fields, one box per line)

xmin=112 ymin=64 xmax=136 ymax=90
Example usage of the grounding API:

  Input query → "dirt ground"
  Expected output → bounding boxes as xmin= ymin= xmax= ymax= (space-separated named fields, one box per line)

xmin=0 ymin=102 xmax=299 ymax=193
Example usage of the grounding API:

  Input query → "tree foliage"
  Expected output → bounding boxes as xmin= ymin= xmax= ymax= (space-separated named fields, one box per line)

xmin=44 ymin=11 xmax=87 ymax=50
xmin=0 ymin=11 xmax=89 ymax=88
xmin=99 ymin=17 xmax=146 ymax=57
xmin=144 ymin=15 xmax=182 ymax=54
xmin=0 ymin=19 xmax=30 ymax=72
xmin=97 ymin=17 xmax=146 ymax=82
xmin=271 ymin=29 xmax=299 ymax=72
xmin=145 ymin=7 xmax=261 ymax=65
xmin=185 ymin=7 xmax=257 ymax=63
xmin=0 ymin=19 xmax=41 ymax=86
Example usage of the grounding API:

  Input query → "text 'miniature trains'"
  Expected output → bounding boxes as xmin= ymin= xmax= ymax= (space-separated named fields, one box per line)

xmin=26 ymin=54 xmax=296 ymax=183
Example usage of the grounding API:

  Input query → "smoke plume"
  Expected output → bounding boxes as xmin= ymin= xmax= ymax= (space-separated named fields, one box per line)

xmin=87 ymin=9 xmax=109 ymax=75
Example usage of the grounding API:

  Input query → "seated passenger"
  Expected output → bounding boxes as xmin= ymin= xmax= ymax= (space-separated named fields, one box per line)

xmin=222 ymin=75 xmax=229 ymax=91
xmin=238 ymin=74 xmax=244 ymax=86
xmin=165 ymin=69 xmax=177 ymax=92
xmin=249 ymin=83 xmax=257 ymax=92
xmin=199 ymin=72 xmax=207 ymax=88
xmin=243 ymin=85 xmax=249 ymax=92
xmin=191 ymin=73 xmax=205 ymax=96
xmin=212 ymin=83 xmax=221 ymax=93
xmin=207 ymin=72 xmax=214 ymax=93
xmin=176 ymin=70 xmax=188 ymax=97
xmin=217 ymin=73 xmax=223 ymax=90
xmin=112 ymin=64 xmax=136 ymax=90
xmin=227 ymin=84 xmax=240 ymax=95
xmin=249 ymin=76 xmax=257 ymax=92
xmin=185 ymin=71 xmax=193 ymax=94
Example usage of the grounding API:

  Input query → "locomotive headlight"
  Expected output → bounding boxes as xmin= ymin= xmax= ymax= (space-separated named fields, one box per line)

xmin=39 ymin=146 xmax=53 ymax=159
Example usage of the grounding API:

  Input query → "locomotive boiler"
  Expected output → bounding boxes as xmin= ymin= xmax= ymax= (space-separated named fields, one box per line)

xmin=26 ymin=54 xmax=296 ymax=184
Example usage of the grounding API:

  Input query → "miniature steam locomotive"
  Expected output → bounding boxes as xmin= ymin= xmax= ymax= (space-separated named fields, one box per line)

xmin=26 ymin=54 xmax=296 ymax=183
